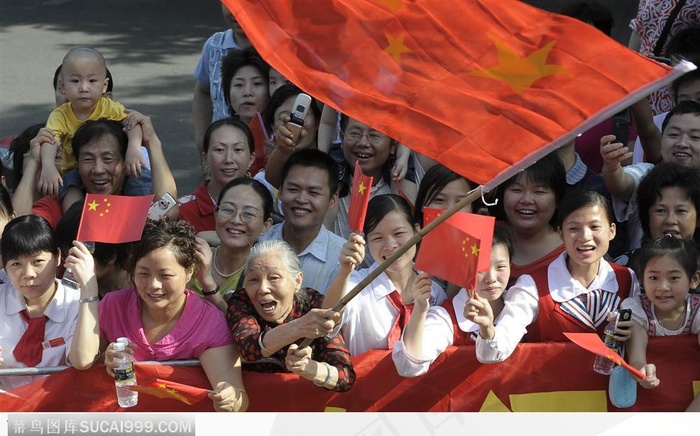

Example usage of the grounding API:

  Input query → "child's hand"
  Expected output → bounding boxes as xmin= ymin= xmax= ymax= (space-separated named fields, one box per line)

xmin=38 ymin=165 xmax=62 ymax=197
xmin=125 ymin=146 xmax=145 ymax=178
xmin=464 ymin=290 xmax=494 ymax=328
xmin=412 ymin=272 xmax=433 ymax=312
xmin=339 ymin=233 xmax=365 ymax=270
xmin=392 ymin=144 xmax=410 ymax=181
xmin=636 ymin=363 xmax=660 ymax=389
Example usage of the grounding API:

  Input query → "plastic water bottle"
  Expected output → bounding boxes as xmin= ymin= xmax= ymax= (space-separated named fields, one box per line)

xmin=113 ymin=341 xmax=138 ymax=408
xmin=593 ymin=313 xmax=619 ymax=375
xmin=61 ymin=241 xmax=95 ymax=290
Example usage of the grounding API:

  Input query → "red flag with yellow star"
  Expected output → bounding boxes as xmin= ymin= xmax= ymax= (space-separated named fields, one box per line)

xmin=415 ymin=208 xmax=494 ymax=290
xmin=223 ymin=0 xmax=695 ymax=189
xmin=348 ymin=161 xmax=374 ymax=233
xmin=124 ymin=378 xmax=211 ymax=405
xmin=77 ymin=194 xmax=154 ymax=243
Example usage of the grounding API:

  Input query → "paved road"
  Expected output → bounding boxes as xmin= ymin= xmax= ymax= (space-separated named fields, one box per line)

xmin=0 ymin=0 xmax=223 ymax=196
xmin=0 ymin=0 xmax=638 ymax=197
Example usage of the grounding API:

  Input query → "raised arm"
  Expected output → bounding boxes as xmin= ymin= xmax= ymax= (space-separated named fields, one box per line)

xmin=600 ymin=134 xmax=636 ymax=202
xmin=193 ymin=81 xmax=213 ymax=157
xmin=126 ymin=112 xmax=179 ymax=219
xmin=65 ymin=241 xmax=101 ymax=370
xmin=322 ymin=233 xmax=365 ymax=310
xmin=13 ymin=129 xmax=49 ymax=216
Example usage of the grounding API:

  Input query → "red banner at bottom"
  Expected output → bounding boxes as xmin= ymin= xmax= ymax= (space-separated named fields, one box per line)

xmin=2 ymin=336 xmax=698 ymax=412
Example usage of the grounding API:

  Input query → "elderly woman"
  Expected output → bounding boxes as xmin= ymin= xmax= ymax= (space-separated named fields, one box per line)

xmin=99 ymin=219 xmax=248 ymax=412
xmin=192 ymin=177 xmax=273 ymax=312
xmin=226 ymin=240 xmax=355 ymax=391
xmin=0 ymin=215 xmax=100 ymax=390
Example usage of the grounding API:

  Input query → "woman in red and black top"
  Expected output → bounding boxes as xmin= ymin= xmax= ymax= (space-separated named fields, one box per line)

xmin=226 ymin=239 xmax=355 ymax=391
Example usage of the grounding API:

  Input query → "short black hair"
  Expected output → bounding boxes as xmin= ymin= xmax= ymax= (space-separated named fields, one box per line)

xmin=662 ymin=100 xmax=700 ymax=133
xmin=635 ymin=236 xmax=698 ymax=282
xmin=2 ymin=215 xmax=58 ymax=267
xmin=413 ymin=164 xmax=475 ymax=227
xmin=364 ymin=194 xmax=414 ymax=236
xmin=671 ymin=69 xmax=700 ymax=104
xmin=492 ymin=224 xmax=514 ymax=259
xmin=637 ymin=162 xmax=700 ymax=241
xmin=491 ymin=152 xmax=567 ymax=227
xmin=216 ymin=177 xmax=274 ymax=221
xmin=125 ymin=219 xmax=198 ymax=277
xmin=221 ymin=47 xmax=270 ymax=116
xmin=280 ymin=148 xmax=340 ymax=196
xmin=0 ymin=184 xmax=14 ymax=223
xmin=202 ymin=117 xmax=255 ymax=155
xmin=555 ymin=189 xmax=614 ymax=229
xmin=72 ymin=119 xmax=128 ymax=162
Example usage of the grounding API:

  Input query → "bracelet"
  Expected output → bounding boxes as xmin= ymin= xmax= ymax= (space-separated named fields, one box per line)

xmin=79 ymin=295 xmax=99 ymax=304
xmin=313 ymin=362 xmax=334 ymax=389
xmin=202 ymin=286 xmax=219 ymax=296
xmin=258 ymin=332 xmax=274 ymax=356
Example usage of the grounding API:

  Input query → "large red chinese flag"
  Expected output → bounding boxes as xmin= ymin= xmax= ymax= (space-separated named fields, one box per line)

xmin=415 ymin=208 xmax=494 ymax=290
xmin=77 ymin=194 xmax=154 ymax=243
xmin=348 ymin=161 xmax=374 ymax=233
xmin=223 ymin=0 xmax=694 ymax=188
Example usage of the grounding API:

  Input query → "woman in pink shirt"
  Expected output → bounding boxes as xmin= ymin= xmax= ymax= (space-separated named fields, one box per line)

xmin=98 ymin=219 xmax=248 ymax=412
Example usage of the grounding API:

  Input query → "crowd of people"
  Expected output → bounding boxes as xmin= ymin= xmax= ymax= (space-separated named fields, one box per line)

xmin=1 ymin=0 xmax=700 ymax=412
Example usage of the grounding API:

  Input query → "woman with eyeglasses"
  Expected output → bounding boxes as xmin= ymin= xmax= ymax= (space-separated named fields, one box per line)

xmin=192 ymin=178 xmax=274 ymax=312
xmin=178 ymin=118 xmax=255 ymax=248
xmin=331 ymin=115 xmax=420 ymax=244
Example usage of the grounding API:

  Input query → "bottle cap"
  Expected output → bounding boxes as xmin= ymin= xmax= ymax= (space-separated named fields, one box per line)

xmin=117 ymin=337 xmax=129 ymax=345
xmin=113 ymin=342 xmax=126 ymax=352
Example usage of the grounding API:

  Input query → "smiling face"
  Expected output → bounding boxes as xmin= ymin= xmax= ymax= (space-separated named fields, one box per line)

xmin=503 ymin=174 xmax=557 ymax=233
xmin=341 ymin=118 xmax=396 ymax=180
xmin=216 ymin=184 xmax=272 ymax=250
xmin=279 ymin=165 xmax=337 ymax=232
xmin=643 ymin=253 xmax=699 ymax=316
xmin=228 ymin=65 xmax=269 ymax=122
xmin=6 ymin=251 xmax=59 ymax=303
xmin=475 ymin=243 xmax=510 ymax=301
xmin=77 ymin=134 xmax=126 ymax=195
xmin=648 ymin=186 xmax=699 ymax=240
xmin=134 ymin=246 xmax=193 ymax=313
xmin=366 ymin=210 xmax=417 ymax=273
xmin=660 ymin=113 xmax=700 ymax=167
xmin=204 ymin=124 xmax=254 ymax=189
xmin=59 ymin=54 xmax=108 ymax=119
xmin=559 ymin=204 xmax=615 ymax=269
xmin=244 ymin=251 xmax=303 ymax=324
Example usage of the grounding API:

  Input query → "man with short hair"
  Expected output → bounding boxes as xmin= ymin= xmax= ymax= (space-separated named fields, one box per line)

xmin=260 ymin=148 xmax=345 ymax=295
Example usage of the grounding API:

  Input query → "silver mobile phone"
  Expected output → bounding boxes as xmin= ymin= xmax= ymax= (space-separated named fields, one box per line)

xmin=287 ymin=93 xmax=312 ymax=143
xmin=148 ymin=193 xmax=176 ymax=220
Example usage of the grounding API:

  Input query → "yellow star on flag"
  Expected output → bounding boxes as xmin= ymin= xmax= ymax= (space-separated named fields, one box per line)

xmin=470 ymin=38 xmax=568 ymax=93
xmin=87 ymin=200 xmax=99 ymax=211
xmin=384 ymin=33 xmax=411 ymax=64
xmin=471 ymin=244 xmax=480 ymax=256
xmin=358 ymin=182 xmax=367 ymax=195
xmin=378 ymin=0 xmax=406 ymax=11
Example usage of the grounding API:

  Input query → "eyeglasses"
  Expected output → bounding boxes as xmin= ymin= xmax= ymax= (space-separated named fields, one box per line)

xmin=216 ymin=206 xmax=259 ymax=222
xmin=342 ymin=129 xmax=388 ymax=144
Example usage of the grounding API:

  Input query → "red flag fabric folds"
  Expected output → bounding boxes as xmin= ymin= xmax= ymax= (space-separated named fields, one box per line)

xmin=415 ymin=208 xmax=494 ymax=290
xmin=347 ymin=161 xmax=374 ymax=233
xmin=77 ymin=194 xmax=154 ymax=243
xmin=223 ymin=0 xmax=694 ymax=188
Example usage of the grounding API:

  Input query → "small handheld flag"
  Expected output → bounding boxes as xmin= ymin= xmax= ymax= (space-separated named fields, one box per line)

xmin=347 ymin=161 xmax=373 ymax=233
xmin=77 ymin=194 xmax=154 ymax=243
